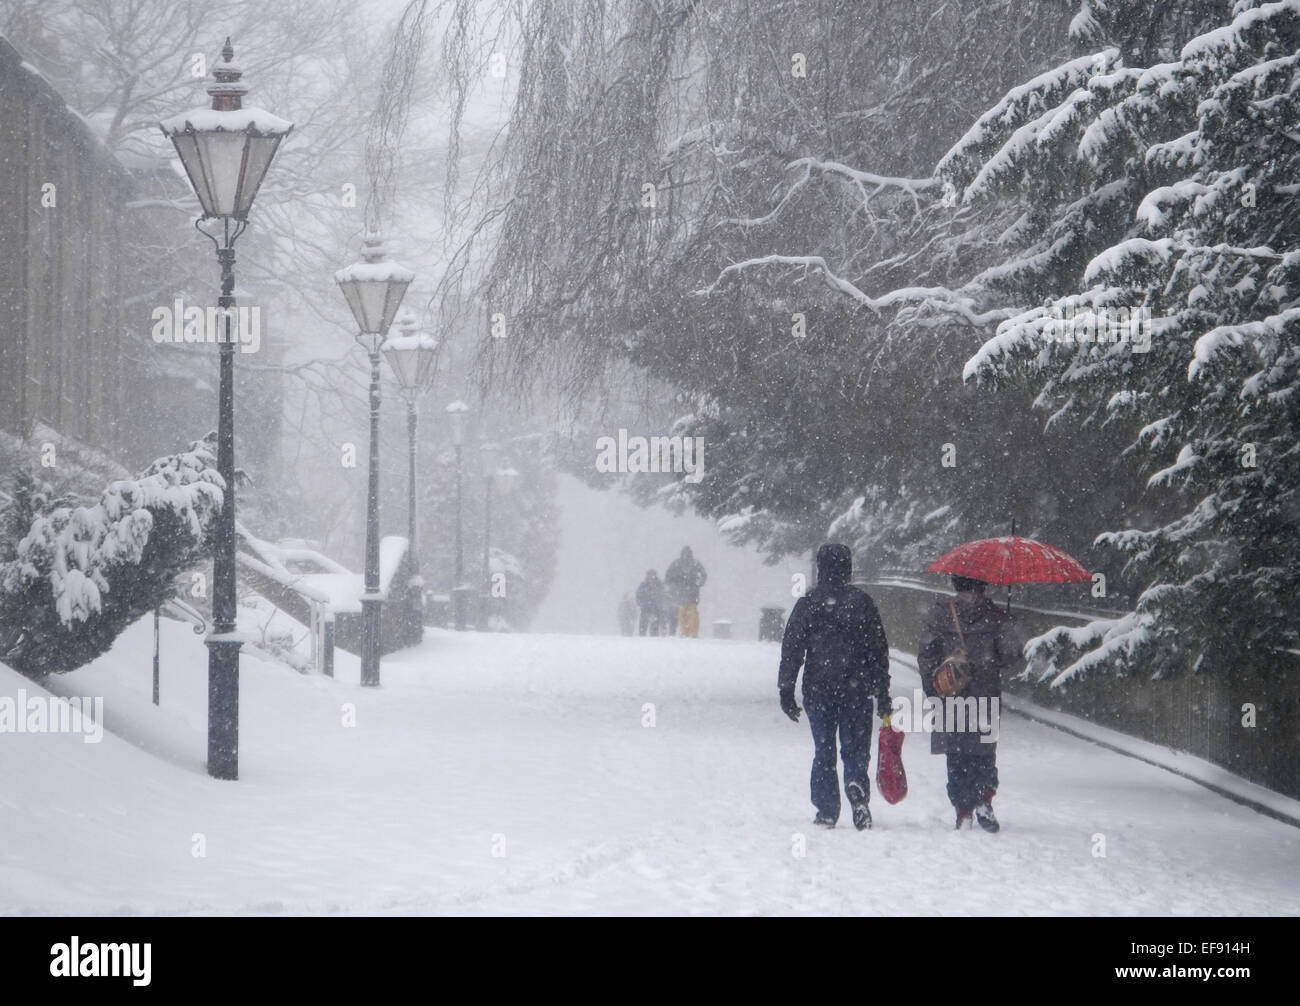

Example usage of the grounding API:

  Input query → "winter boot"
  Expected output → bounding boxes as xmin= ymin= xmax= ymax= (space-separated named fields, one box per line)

xmin=846 ymin=782 xmax=872 ymax=831
xmin=955 ymin=807 xmax=973 ymax=830
xmin=813 ymin=813 xmax=836 ymax=828
xmin=974 ymin=800 xmax=999 ymax=833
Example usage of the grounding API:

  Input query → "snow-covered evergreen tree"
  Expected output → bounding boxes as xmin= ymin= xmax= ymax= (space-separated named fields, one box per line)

xmin=956 ymin=0 xmax=1300 ymax=679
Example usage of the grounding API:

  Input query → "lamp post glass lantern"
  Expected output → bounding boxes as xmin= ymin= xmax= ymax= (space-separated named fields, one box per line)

xmin=160 ymin=39 xmax=292 ymax=222
xmin=383 ymin=311 xmax=440 ymax=642
xmin=479 ymin=441 xmax=499 ymax=481
xmin=496 ymin=467 xmax=521 ymax=496
xmin=383 ymin=311 xmax=439 ymax=395
xmin=158 ymin=38 xmax=292 ymax=781
xmin=336 ymin=235 xmax=414 ymax=352
xmin=335 ymin=236 xmax=415 ymax=686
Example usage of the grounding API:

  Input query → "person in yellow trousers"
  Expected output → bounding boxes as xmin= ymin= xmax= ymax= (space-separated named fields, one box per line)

xmin=665 ymin=545 xmax=708 ymax=637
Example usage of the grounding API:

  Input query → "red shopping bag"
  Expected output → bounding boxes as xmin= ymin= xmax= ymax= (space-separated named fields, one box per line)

xmin=876 ymin=724 xmax=908 ymax=805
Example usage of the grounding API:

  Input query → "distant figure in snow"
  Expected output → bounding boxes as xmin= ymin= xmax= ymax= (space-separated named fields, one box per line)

xmin=917 ymin=575 xmax=1021 ymax=832
xmin=779 ymin=543 xmax=891 ymax=830
xmin=664 ymin=545 xmax=708 ymax=638
xmin=617 ymin=592 xmax=637 ymax=636
xmin=635 ymin=570 xmax=667 ymax=636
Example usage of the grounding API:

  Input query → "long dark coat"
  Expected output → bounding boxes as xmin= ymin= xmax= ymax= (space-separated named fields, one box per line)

xmin=916 ymin=594 xmax=1021 ymax=755
xmin=665 ymin=552 xmax=707 ymax=605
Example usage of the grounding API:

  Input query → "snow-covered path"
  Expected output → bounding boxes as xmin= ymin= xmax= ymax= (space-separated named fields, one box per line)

xmin=3 ymin=621 xmax=1298 ymax=915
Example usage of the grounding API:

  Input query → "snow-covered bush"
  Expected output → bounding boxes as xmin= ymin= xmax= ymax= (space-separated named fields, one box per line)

xmin=0 ymin=437 xmax=222 ymax=676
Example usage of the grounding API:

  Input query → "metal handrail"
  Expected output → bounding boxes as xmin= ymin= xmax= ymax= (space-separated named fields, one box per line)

xmin=160 ymin=597 xmax=207 ymax=635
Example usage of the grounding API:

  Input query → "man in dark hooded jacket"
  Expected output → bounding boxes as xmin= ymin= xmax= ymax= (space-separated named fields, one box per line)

xmin=664 ymin=545 xmax=707 ymax=637
xmin=917 ymin=575 xmax=1021 ymax=832
xmin=779 ymin=543 xmax=891 ymax=830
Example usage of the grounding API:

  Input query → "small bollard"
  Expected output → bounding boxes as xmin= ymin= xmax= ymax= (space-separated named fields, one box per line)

xmin=759 ymin=606 xmax=786 ymax=642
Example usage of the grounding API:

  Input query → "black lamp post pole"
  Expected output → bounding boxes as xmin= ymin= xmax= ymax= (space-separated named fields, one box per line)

xmin=207 ymin=238 xmax=241 ymax=778
xmin=482 ymin=473 xmax=493 ymax=628
xmin=453 ymin=443 xmax=465 ymax=630
xmin=407 ymin=402 xmax=418 ymax=559
xmin=406 ymin=398 xmax=422 ymax=631
xmin=361 ymin=348 xmax=383 ymax=686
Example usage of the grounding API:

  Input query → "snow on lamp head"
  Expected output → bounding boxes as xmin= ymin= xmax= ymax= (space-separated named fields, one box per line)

xmin=159 ymin=38 xmax=293 ymax=221
xmin=334 ymin=233 xmax=415 ymax=353
xmin=383 ymin=310 xmax=440 ymax=397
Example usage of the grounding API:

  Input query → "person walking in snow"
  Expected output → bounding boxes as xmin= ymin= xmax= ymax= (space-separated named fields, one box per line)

xmin=635 ymin=570 xmax=667 ymax=636
xmin=916 ymin=575 xmax=1021 ymax=832
xmin=778 ymin=543 xmax=891 ymax=830
xmin=664 ymin=545 xmax=707 ymax=637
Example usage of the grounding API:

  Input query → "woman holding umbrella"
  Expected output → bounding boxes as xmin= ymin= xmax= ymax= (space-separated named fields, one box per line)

xmin=917 ymin=575 xmax=1020 ymax=831
xmin=918 ymin=534 xmax=1090 ymax=831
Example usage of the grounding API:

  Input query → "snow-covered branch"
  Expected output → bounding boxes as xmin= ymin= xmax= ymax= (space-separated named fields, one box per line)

xmin=698 ymin=254 xmax=1010 ymax=327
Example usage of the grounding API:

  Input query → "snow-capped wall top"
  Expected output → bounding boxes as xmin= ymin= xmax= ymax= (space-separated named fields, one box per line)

xmin=0 ymin=36 xmax=134 ymax=180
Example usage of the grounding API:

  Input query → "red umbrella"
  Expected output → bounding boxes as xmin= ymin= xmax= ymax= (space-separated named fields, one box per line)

xmin=925 ymin=536 xmax=1091 ymax=585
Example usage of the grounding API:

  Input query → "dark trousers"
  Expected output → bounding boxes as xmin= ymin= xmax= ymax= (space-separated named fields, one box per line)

xmin=946 ymin=751 xmax=998 ymax=810
xmin=806 ymin=696 xmax=872 ymax=821
xmin=638 ymin=608 xmax=660 ymax=636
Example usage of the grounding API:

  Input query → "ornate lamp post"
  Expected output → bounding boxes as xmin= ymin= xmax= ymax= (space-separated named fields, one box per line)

xmin=159 ymin=38 xmax=292 ymax=780
xmin=382 ymin=311 xmax=440 ymax=642
xmin=334 ymin=234 xmax=414 ymax=686
xmin=445 ymin=400 xmax=470 ymax=630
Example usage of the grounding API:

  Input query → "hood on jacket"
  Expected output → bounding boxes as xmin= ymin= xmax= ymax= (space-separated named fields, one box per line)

xmin=816 ymin=543 xmax=852 ymax=587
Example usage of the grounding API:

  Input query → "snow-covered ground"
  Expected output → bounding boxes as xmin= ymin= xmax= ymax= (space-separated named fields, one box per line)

xmin=3 ymin=617 xmax=1299 ymax=915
